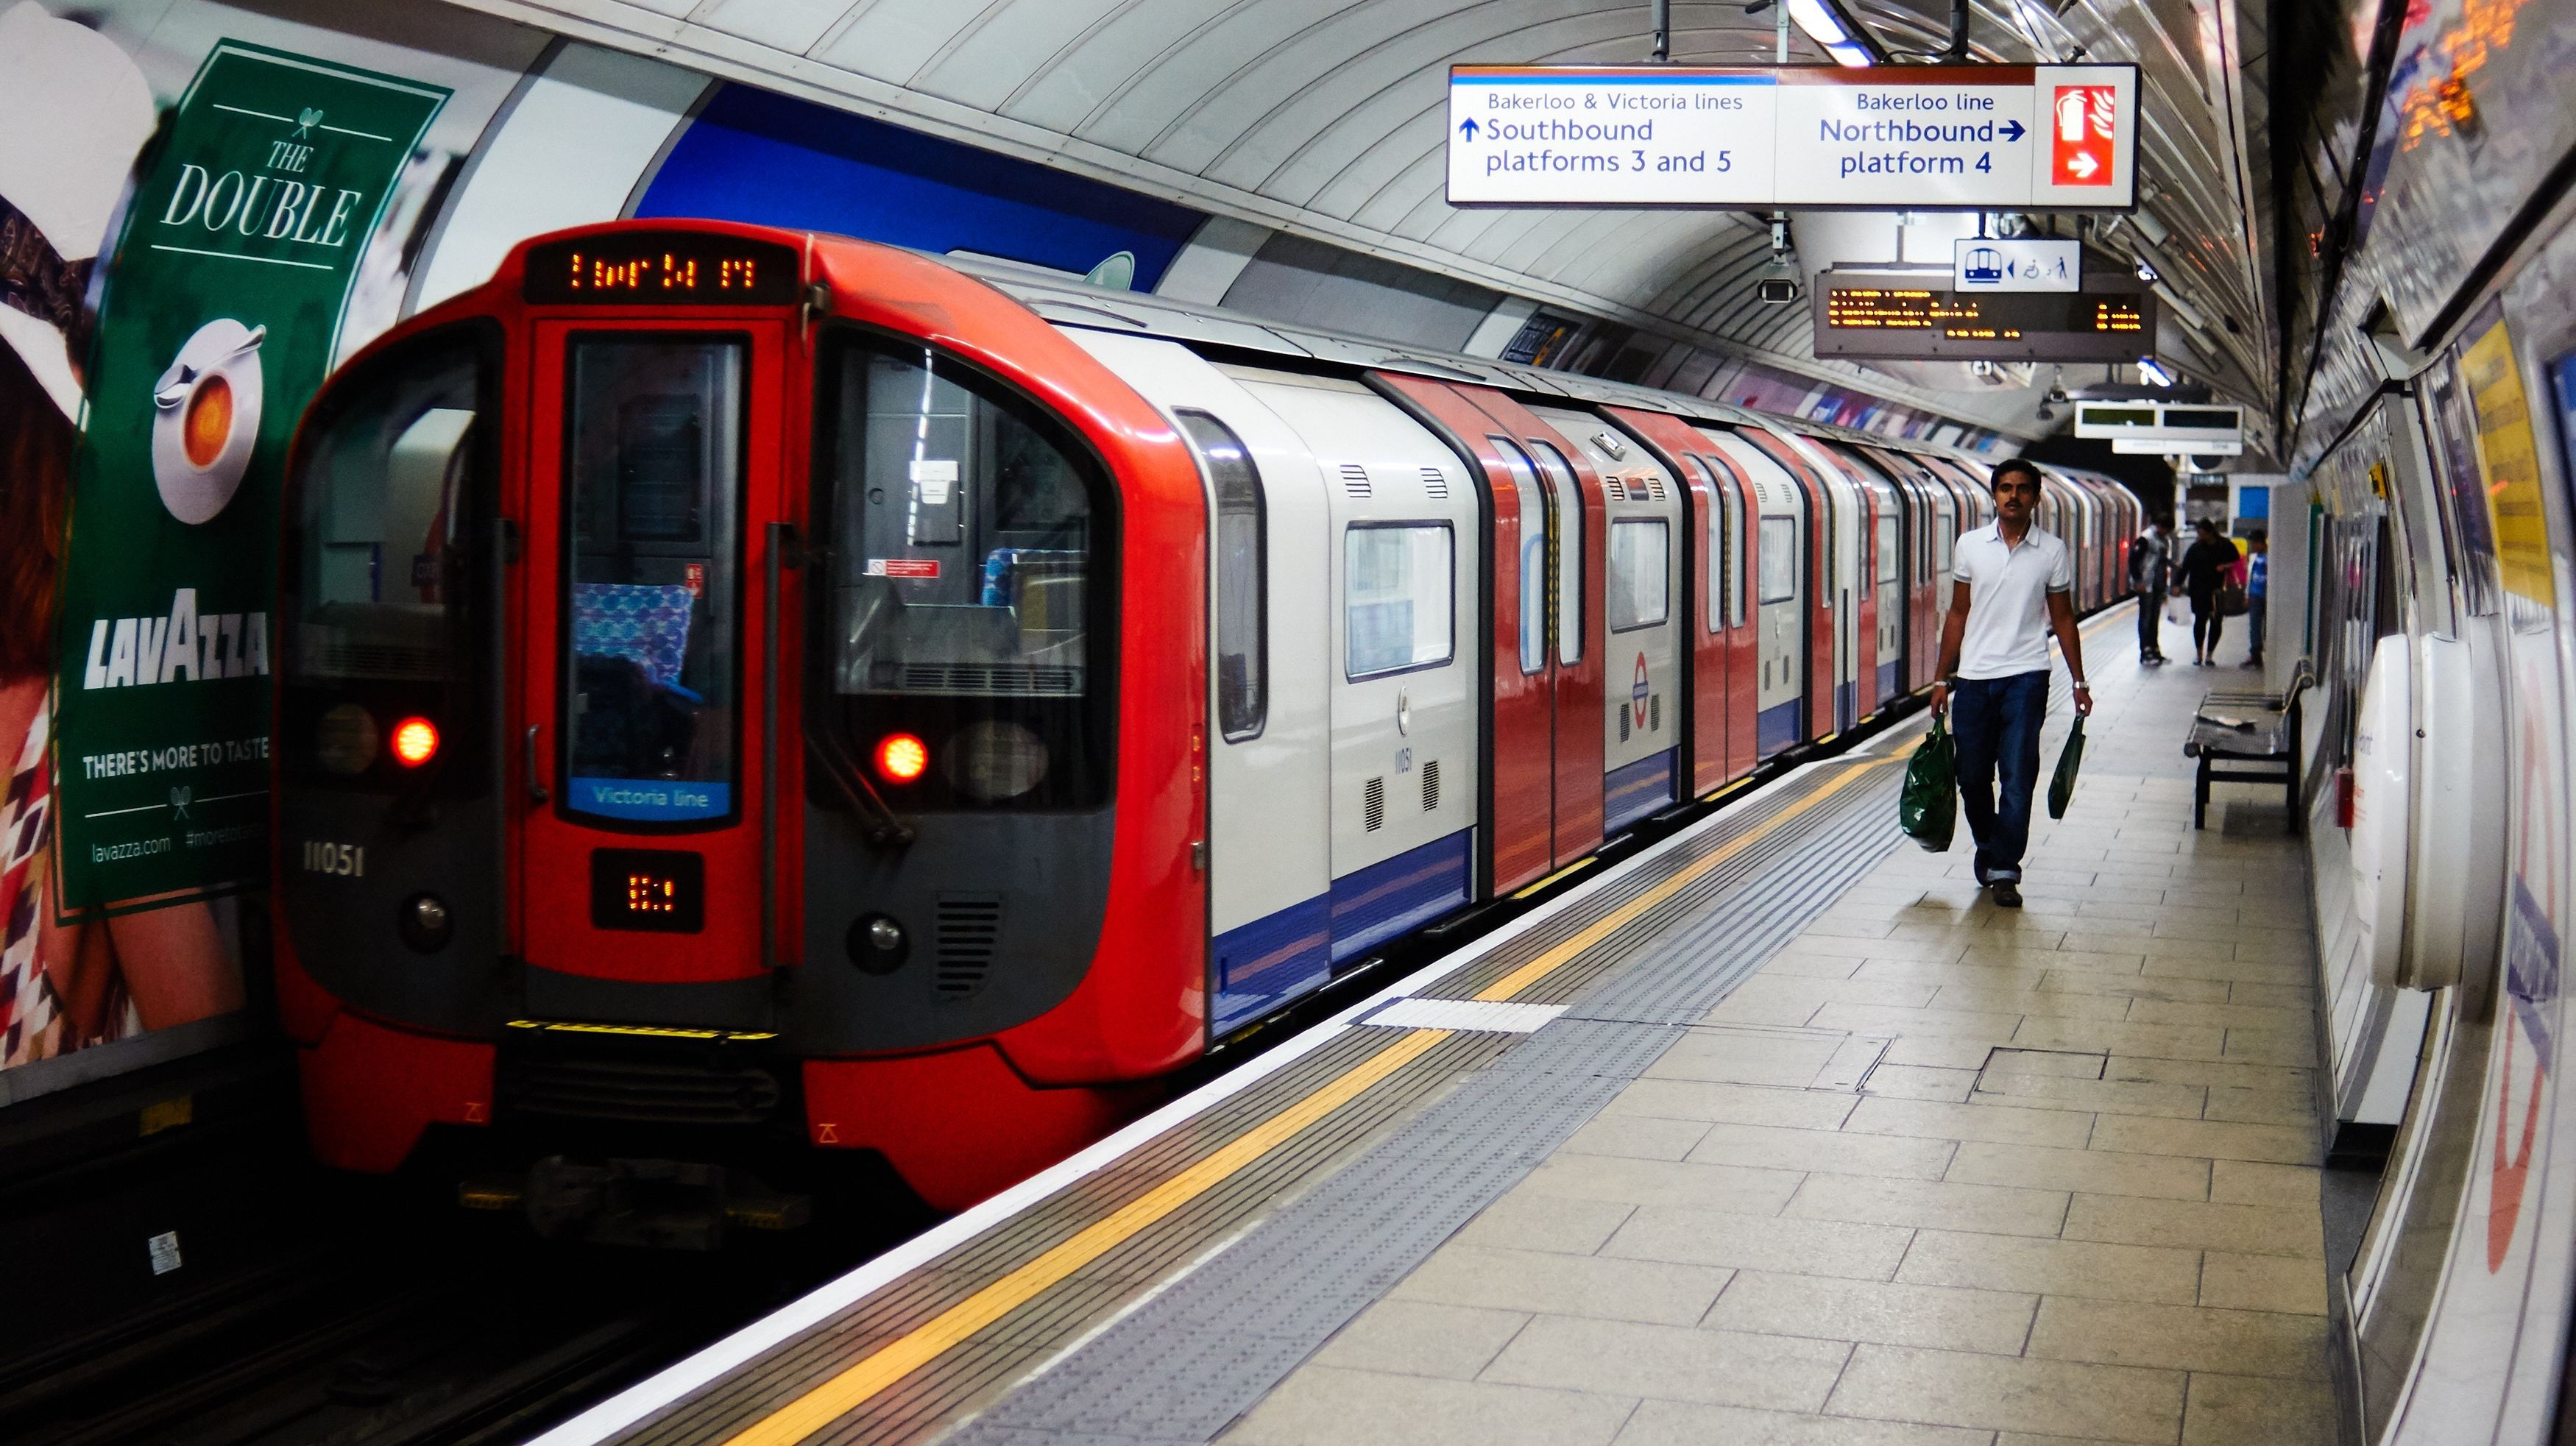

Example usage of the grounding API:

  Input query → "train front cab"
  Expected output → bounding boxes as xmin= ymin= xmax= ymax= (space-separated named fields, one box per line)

xmin=275 ymin=222 xmax=1212 ymax=1221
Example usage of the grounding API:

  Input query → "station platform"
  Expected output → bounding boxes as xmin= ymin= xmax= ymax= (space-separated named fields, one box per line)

xmin=536 ymin=609 xmax=2330 ymax=1446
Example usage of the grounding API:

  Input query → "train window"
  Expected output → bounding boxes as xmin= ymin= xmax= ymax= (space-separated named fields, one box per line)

xmin=1608 ymin=520 xmax=1670 ymax=631
xmin=2424 ymin=362 xmax=2500 ymax=615
xmin=1345 ymin=523 xmax=1454 ymax=679
xmin=1177 ymin=411 xmax=1266 ymax=743
xmin=281 ymin=325 xmax=492 ymax=789
xmin=1722 ymin=469 xmax=1747 ymax=628
xmin=1681 ymin=456 xmax=1722 ymax=634
xmin=561 ymin=336 xmax=746 ymax=826
xmin=813 ymin=333 xmax=1112 ymax=809
xmin=1529 ymin=440 xmax=1584 ymax=664
xmin=1491 ymin=439 xmax=1549 ymax=674
xmin=1877 ymin=514 xmax=1900 ymax=586
xmin=1758 ymin=517 xmax=1797 ymax=604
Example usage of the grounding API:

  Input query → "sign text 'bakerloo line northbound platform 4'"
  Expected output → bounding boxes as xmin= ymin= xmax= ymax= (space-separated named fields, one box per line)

xmin=1447 ymin=63 xmax=2138 ymax=210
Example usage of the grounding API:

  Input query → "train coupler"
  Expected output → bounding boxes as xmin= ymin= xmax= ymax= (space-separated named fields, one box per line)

xmin=459 ymin=1155 xmax=813 ymax=1249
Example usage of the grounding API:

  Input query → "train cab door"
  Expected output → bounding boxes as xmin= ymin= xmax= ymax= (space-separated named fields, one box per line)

xmin=512 ymin=317 xmax=796 ymax=1019
xmin=1226 ymin=371 xmax=1480 ymax=967
xmin=1860 ymin=472 xmax=1905 ymax=705
xmin=1702 ymin=429 xmax=1807 ymax=758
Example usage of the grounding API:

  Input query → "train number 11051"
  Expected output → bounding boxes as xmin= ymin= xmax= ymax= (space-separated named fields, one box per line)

xmin=302 ymin=840 xmax=365 ymax=877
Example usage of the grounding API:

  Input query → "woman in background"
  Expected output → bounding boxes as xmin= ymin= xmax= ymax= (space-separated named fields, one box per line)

xmin=2176 ymin=520 xmax=2240 ymax=667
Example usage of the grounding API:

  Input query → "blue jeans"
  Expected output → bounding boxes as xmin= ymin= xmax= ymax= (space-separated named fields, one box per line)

xmin=1950 ymin=670 xmax=2049 ymax=884
xmin=2248 ymin=592 xmax=2266 ymax=657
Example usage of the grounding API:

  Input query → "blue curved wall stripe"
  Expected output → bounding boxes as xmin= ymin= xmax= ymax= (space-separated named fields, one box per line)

xmin=634 ymin=85 xmax=1205 ymax=291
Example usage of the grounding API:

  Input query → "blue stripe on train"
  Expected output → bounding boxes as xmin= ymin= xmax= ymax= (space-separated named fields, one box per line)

xmin=1836 ymin=679 xmax=1856 ymax=731
xmin=1604 ymin=748 xmax=1676 ymax=835
xmin=1210 ymin=831 xmax=1473 ymax=1036
xmin=1330 ymin=830 xmax=1472 ymax=963
xmin=1210 ymin=894 xmax=1331 ymax=1035
xmin=1757 ymin=698 xmax=1803 ymax=757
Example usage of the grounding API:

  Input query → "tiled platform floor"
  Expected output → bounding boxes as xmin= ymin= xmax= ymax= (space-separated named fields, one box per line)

xmin=1225 ymin=621 xmax=2330 ymax=1446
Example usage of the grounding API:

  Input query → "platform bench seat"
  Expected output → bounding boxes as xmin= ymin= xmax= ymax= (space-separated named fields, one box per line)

xmin=2184 ymin=670 xmax=2309 ymax=834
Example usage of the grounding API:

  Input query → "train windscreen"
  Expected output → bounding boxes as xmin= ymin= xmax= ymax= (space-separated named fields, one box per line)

xmin=280 ymin=325 xmax=492 ymax=791
xmin=813 ymin=333 xmax=1114 ymax=809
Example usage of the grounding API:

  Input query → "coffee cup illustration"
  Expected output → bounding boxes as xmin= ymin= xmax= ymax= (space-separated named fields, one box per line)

xmin=150 ymin=318 xmax=265 ymax=524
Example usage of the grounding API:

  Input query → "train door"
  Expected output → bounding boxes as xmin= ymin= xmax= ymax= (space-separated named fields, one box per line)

xmin=1367 ymin=373 xmax=1557 ymax=896
xmin=1700 ymin=428 xmax=1807 ymax=757
xmin=1834 ymin=451 xmax=1906 ymax=706
xmin=1730 ymin=428 xmax=1839 ymax=743
xmin=1527 ymin=405 xmax=1683 ymax=834
xmin=1228 ymin=372 xmax=1480 ymax=965
xmin=1449 ymin=390 xmax=1607 ymax=866
xmin=1779 ymin=434 xmax=1866 ymax=731
xmin=514 ymin=316 xmax=794 ymax=1017
xmin=1597 ymin=404 xmax=1758 ymax=795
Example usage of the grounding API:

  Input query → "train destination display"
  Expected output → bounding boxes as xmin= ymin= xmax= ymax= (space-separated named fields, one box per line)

xmin=1812 ymin=270 xmax=2157 ymax=360
xmin=1446 ymin=63 xmax=2138 ymax=210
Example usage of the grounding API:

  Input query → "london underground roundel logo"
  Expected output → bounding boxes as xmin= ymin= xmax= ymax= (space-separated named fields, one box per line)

xmin=1632 ymin=653 xmax=1651 ymax=728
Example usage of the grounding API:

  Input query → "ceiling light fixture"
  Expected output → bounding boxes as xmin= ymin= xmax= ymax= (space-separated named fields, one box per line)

xmin=1788 ymin=0 xmax=1877 ymax=64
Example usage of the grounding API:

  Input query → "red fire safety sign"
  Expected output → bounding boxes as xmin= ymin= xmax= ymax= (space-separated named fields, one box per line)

xmin=2052 ymin=84 xmax=2120 ymax=186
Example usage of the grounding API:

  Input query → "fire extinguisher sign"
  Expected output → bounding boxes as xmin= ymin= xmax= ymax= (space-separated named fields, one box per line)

xmin=2051 ymin=85 xmax=2120 ymax=186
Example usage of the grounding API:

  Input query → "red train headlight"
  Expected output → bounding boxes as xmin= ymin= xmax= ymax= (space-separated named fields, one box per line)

xmin=874 ymin=732 xmax=929 ymax=784
xmin=390 ymin=716 xmax=441 ymax=768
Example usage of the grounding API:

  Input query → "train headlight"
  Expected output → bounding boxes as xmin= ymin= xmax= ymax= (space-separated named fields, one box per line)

xmin=949 ymin=720 xmax=1050 ymax=802
xmin=390 ymin=716 xmax=441 ymax=768
xmin=399 ymin=893 xmax=453 ymax=952
xmin=874 ymin=732 xmax=930 ymax=784
xmin=316 ymin=703 xmax=380 ymax=775
xmin=847 ymin=912 xmax=907 ymax=974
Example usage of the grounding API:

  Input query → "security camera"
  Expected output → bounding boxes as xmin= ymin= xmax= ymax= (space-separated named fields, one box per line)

xmin=1757 ymin=277 xmax=1801 ymax=304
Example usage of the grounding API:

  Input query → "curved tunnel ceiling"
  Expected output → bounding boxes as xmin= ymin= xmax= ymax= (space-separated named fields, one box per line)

xmin=450 ymin=0 xmax=2272 ymax=437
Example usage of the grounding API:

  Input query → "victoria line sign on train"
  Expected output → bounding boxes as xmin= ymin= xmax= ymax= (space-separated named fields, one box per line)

xmin=1446 ymin=64 xmax=2138 ymax=210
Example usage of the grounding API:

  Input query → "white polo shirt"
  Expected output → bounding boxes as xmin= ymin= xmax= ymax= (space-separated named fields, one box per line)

xmin=1951 ymin=522 xmax=2073 ymax=679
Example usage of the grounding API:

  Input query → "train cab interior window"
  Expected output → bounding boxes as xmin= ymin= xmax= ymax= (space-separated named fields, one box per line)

xmin=815 ymin=333 xmax=1112 ymax=809
xmin=1758 ymin=517 xmax=1798 ymax=605
xmin=1609 ymin=519 xmax=1670 ymax=631
xmin=1528 ymin=440 xmax=1584 ymax=664
xmin=1345 ymin=523 xmax=1454 ymax=679
xmin=2424 ymin=361 xmax=2500 ymax=616
xmin=282 ymin=327 xmax=490 ymax=789
xmin=1178 ymin=410 xmax=1267 ymax=741
xmin=561 ymin=337 xmax=745 ymax=827
xmin=1490 ymin=439 xmax=1548 ymax=674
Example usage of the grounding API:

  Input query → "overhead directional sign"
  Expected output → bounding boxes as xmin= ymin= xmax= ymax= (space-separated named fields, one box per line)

xmin=1446 ymin=64 xmax=2138 ymax=210
xmin=1812 ymin=268 xmax=2156 ymax=361
xmin=2076 ymin=401 xmax=2244 ymax=452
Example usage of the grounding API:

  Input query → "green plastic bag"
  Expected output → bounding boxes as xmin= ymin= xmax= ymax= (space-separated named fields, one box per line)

xmin=2047 ymin=717 xmax=2087 ymax=820
xmin=1899 ymin=716 xmax=1957 ymax=852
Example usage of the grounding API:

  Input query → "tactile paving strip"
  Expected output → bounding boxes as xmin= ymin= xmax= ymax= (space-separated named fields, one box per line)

xmin=938 ymin=760 xmax=1908 ymax=1446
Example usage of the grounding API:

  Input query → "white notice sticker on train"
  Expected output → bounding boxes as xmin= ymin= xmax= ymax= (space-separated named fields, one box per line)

xmin=910 ymin=458 xmax=958 ymax=505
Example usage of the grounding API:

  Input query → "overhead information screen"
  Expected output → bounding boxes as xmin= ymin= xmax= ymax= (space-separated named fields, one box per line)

xmin=1814 ymin=272 xmax=2156 ymax=361
xmin=523 ymin=234 xmax=801 ymax=305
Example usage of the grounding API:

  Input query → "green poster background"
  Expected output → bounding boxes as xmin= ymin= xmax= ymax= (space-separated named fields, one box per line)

xmin=52 ymin=42 xmax=447 ymax=914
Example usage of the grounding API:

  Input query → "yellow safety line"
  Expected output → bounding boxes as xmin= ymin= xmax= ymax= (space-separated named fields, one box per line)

xmin=718 ymin=740 xmax=1918 ymax=1446
xmin=719 ymin=1027 xmax=1454 ymax=1446
xmin=1471 ymin=753 xmax=1903 ymax=1003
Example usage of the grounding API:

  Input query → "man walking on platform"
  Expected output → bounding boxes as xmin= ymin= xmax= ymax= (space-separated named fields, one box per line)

xmin=2131 ymin=514 xmax=2173 ymax=664
xmin=1930 ymin=459 xmax=2092 ymax=910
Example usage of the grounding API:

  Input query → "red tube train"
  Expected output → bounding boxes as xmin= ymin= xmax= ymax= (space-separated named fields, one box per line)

xmin=273 ymin=219 xmax=2137 ymax=1236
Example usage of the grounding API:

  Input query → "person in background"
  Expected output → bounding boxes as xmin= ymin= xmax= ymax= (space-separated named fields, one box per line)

xmin=2129 ymin=514 xmax=2173 ymax=665
xmin=2176 ymin=520 xmax=2239 ymax=667
xmin=2243 ymin=528 xmax=2268 ymax=668
xmin=1929 ymin=459 xmax=2092 ymax=911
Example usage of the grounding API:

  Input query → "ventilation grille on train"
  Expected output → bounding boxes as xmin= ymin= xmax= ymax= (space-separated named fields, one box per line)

xmin=1364 ymin=777 xmax=1386 ymax=832
xmin=1421 ymin=467 xmax=1450 ymax=500
xmin=1618 ymin=708 xmax=1631 ymax=744
xmin=1651 ymin=694 xmax=1662 ymax=731
xmin=1646 ymin=473 xmax=1668 ymax=500
xmin=1341 ymin=464 xmax=1373 ymax=498
xmin=897 ymin=664 xmax=1081 ymax=695
xmin=500 ymin=1057 xmax=782 ymax=1127
xmin=1421 ymin=759 xmax=1440 ymax=812
xmin=935 ymin=894 xmax=1002 ymax=999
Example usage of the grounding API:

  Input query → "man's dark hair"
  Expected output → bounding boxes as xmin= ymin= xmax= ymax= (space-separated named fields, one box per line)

xmin=2251 ymin=528 xmax=2268 ymax=542
xmin=1989 ymin=458 xmax=2044 ymax=489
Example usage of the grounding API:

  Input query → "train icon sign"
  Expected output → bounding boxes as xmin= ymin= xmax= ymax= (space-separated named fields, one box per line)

xmin=1952 ymin=238 xmax=2080 ymax=291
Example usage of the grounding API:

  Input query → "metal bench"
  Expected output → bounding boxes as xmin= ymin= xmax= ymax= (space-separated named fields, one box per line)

xmin=2184 ymin=667 xmax=2310 ymax=833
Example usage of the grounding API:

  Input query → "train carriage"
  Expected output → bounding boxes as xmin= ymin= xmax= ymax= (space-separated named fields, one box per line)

xmin=276 ymin=219 xmax=2126 ymax=1227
